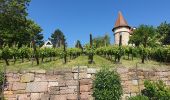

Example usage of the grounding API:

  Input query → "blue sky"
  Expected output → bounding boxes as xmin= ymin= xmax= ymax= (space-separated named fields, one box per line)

xmin=28 ymin=0 xmax=170 ymax=47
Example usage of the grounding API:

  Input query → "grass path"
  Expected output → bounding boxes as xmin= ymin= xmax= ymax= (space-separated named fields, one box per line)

xmin=0 ymin=55 xmax=169 ymax=72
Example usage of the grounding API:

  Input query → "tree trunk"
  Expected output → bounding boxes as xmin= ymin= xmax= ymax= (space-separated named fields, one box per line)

xmin=4 ymin=58 xmax=9 ymax=66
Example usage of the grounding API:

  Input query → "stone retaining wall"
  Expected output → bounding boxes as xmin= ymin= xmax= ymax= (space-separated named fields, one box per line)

xmin=3 ymin=67 xmax=170 ymax=100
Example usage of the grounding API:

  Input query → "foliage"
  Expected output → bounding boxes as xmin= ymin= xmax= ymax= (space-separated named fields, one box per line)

xmin=157 ymin=21 xmax=170 ymax=45
xmin=49 ymin=29 xmax=65 ymax=48
xmin=95 ymin=45 xmax=170 ymax=63
xmin=0 ymin=46 xmax=82 ymax=65
xmin=128 ymin=95 xmax=149 ymax=100
xmin=0 ymin=0 xmax=28 ymax=46
xmin=93 ymin=34 xmax=110 ymax=48
xmin=142 ymin=80 xmax=170 ymax=100
xmin=129 ymin=25 xmax=157 ymax=47
xmin=75 ymin=40 xmax=83 ymax=49
xmin=93 ymin=68 xmax=123 ymax=100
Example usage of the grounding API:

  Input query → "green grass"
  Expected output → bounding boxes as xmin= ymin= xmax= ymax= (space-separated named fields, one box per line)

xmin=0 ymin=55 xmax=169 ymax=72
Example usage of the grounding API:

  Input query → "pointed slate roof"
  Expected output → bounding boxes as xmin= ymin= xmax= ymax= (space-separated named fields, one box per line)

xmin=112 ymin=11 xmax=130 ymax=31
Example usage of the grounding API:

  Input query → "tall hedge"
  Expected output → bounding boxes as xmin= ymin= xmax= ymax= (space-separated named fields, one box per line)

xmin=93 ymin=68 xmax=123 ymax=100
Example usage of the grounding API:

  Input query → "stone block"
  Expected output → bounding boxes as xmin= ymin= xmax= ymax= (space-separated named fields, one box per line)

xmin=74 ymin=73 xmax=87 ymax=79
xmin=46 ymin=70 xmax=54 ymax=75
xmin=80 ymin=79 xmax=92 ymax=85
xmin=49 ymin=86 xmax=60 ymax=95
xmin=132 ymin=80 xmax=138 ymax=85
xmin=31 ymin=93 xmax=40 ymax=100
xmin=87 ymin=68 xmax=96 ymax=74
xmin=12 ymin=82 xmax=26 ymax=90
xmin=7 ymin=74 xmax=20 ymax=82
xmin=64 ymin=73 xmax=73 ymax=79
xmin=72 ymin=66 xmax=87 ymax=73
xmin=67 ymin=94 xmax=77 ymax=100
xmin=130 ymin=86 xmax=139 ymax=93
xmin=34 ymin=74 xmax=47 ymax=82
xmin=66 ymin=80 xmax=78 ymax=86
xmin=17 ymin=94 xmax=31 ymax=100
xmin=26 ymin=82 xmax=48 ymax=92
xmin=117 ymin=67 xmax=128 ymax=74
xmin=60 ymin=89 xmax=75 ymax=94
xmin=87 ymin=74 xmax=92 ymax=79
xmin=20 ymin=73 xmax=34 ymax=83
xmin=13 ymin=90 xmax=26 ymax=94
xmin=46 ymin=75 xmax=58 ymax=82
xmin=58 ymin=80 xmax=66 ymax=86
xmin=35 ymin=69 xmax=46 ymax=74
xmin=80 ymin=85 xmax=91 ymax=92
xmin=40 ymin=94 xmax=50 ymax=100
xmin=48 ymin=82 xmax=59 ymax=87
xmin=50 ymin=95 xmax=67 ymax=100
xmin=4 ymin=91 xmax=13 ymax=95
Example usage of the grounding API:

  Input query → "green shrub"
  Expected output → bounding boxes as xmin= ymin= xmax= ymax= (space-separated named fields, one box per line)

xmin=128 ymin=95 xmax=149 ymax=100
xmin=142 ymin=80 xmax=170 ymax=100
xmin=93 ymin=68 xmax=123 ymax=100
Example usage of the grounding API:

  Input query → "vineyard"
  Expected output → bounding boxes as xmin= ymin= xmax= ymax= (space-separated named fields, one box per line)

xmin=0 ymin=45 xmax=170 ymax=71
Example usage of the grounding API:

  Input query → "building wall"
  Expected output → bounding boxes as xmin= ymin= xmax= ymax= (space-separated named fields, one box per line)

xmin=114 ymin=27 xmax=130 ymax=45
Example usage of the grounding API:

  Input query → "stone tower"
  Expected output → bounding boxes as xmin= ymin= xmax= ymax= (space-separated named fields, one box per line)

xmin=112 ymin=11 xmax=131 ymax=45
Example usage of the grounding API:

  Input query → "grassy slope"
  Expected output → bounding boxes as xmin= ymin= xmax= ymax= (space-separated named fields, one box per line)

xmin=0 ymin=55 xmax=169 ymax=72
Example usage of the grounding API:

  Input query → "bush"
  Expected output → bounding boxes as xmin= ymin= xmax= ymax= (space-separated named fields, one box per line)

xmin=142 ymin=80 xmax=170 ymax=100
xmin=93 ymin=68 xmax=123 ymax=100
xmin=128 ymin=95 xmax=149 ymax=100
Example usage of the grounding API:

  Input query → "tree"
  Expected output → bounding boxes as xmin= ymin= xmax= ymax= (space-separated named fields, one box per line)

xmin=27 ymin=20 xmax=42 ymax=65
xmin=26 ymin=19 xmax=43 ymax=46
xmin=157 ymin=21 xmax=170 ymax=45
xmin=75 ymin=40 xmax=83 ymax=49
xmin=93 ymin=34 xmax=110 ymax=48
xmin=50 ymin=29 xmax=65 ymax=48
xmin=0 ymin=0 xmax=31 ymax=47
xmin=129 ymin=25 xmax=156 ymax=63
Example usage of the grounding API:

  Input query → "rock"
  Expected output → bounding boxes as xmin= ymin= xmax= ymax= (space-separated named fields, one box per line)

xmin=74 ymin=73 xmax=87 ymax=79
xmin=50 ymin=95 xmax=67 ymax=100
xmin=80 ymin=85 xmax=91 ymax=92
xmin=35 ymin=69 xmax=46 ymax=74
xmin=12 ymin=82 xmax=26 ymax=90
xmin=48 ymin=82 xmax=59 ymax=87
xmin=80 ymin=79 xmax=91 ymax=85
xmin=31 ymin=93 xmax=40 ymax=100
xmin=132 ymin=80 xmax=138 ymax=85
xmin=64 ymin=73 xmax=73 ymax=79
xmin=66 ymin=80 xmax=78 ymax=86
xmin=7 ymin=74 xmax=20 ymax=82
xmin=117 ymin=67 xmax=128 ymax=74
xmin=87 ymin=68 xmax=96 ymax=74
xmin=58 ymin=80 xmax=66 ymax=86
xmin=4 ymin=91 xmax=13 ymax=95
xmin=60 ymin=89 xmax=75 ymax=94
xmin=26 ymin=82 xmax=48 ymax=92
xmin=49 ymin=86 xmax=60 ymax=95
xmin=87 ymin=74 xmax=92 ymax=79
xmin=20 ymin=73 xmax=34 ymax=83
xmin=34 ymin=74 xmax=47 ymax=82
xmin=67 ymin=94 xmax=77 ymax=100
xmin=17 ymin=94 xmax=31 ymax=100
xmin=40 ymin=94 xmax=50 ymax=100
xmin=72 ymin=66 xmax=87 ymax=73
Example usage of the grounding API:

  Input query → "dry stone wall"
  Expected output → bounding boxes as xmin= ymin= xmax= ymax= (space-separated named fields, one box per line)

xmin=3 ymin=67 xmax=170 ymax=100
